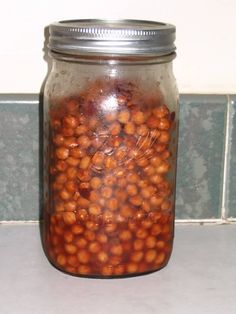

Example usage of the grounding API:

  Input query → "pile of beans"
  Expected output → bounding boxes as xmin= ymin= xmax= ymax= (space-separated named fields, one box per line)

xmin=44 ymin=78 xmax=176 ymax=277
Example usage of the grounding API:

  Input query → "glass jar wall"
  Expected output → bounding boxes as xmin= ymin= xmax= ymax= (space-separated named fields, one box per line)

xmin=42 ymin=19 xmax=178 ymax=278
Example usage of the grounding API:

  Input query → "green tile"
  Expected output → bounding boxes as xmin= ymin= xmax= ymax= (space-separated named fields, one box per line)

xmin=227 ymin=96 xmax=236 ymax=218
xmin=0 ymin=95 xmax=39 ymax=220
xmin=176 ymin=95 xmax=227 ymax=219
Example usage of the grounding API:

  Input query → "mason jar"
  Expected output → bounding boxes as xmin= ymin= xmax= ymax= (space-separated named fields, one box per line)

xmin=42 ymin=19 xmax=179 ymax=278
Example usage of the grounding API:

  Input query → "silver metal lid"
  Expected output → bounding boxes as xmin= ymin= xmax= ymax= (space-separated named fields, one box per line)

xmin=48 ymin=19 xmax=176 ymax=57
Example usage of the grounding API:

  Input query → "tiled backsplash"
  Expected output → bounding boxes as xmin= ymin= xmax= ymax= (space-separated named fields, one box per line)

xmin=0 ymin=94 xmax=235 ymax=221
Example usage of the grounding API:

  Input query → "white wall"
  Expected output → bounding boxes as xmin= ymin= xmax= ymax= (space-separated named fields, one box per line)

xmin=0 ymin=0 xmax=235 ymax=93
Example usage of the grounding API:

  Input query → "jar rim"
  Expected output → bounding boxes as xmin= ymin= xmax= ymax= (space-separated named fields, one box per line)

xmin=48 ymin=19 xmax=176 ymax=57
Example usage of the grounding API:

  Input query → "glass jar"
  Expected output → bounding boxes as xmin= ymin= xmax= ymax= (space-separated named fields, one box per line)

xmin=42 ymin=19 xmax=179 ymax=278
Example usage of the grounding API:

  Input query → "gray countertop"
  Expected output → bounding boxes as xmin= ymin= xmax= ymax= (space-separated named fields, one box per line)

xmin=0 ymin=223 xmax=235 ymax=314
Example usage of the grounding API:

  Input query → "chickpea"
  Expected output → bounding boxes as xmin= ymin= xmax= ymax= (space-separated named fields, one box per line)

xmin=141 ymin=218 xmax=153 ymax=229
xmin=92 ymin=151 xmax=104 ymax=167
xmin=136 ymin=124 xmax=149 ymax=136
xmin=150 ymin=223 xmax=162 ymax=236
xmin=133 ymin=239 xmax=144 ymax=251
xmin=97 ymin=233 xmax=108 ymax=244
xmin=89 ymin=191 xmax=100 ymax=203
xmin=150 ymin=195 xmax=164 ymax=207
xmin=157 ymin=118 xmax=171 ymax=130
xmin=105 ymin=112 xmax=117 ymax=122
xmin=56 ymin=254 xmax=66 ymax=266
xmin=152 ymin=105 xmax=169 ymax=119
xmin=126 ymin=262 xmax=138 ymax=273
xmin=155 ymin=252 xmax=166 ymax=265
xmin=110 ymin=256 xmax=122 ymax=266
xmin=61 ymin=127 xmax=74 ymax=137
xmin=55 ymin=147 xmax=69 ymax=160
xmin=78 ymin=265 xmax=91 ymax=275
xmin=66 ymin=99 xmax=78 ymax=112
xmin=90 ymin=177 xmax=102 ymax=189
xmin=105 ymin=223 xmax=117 ymax=233
xmin=86 ymin=221 xmax=99 ymax=231
xmin=111 ymin=244 xmax=123 ymax=256
xmin=65 ymin=244 xmax=77 ymax=255
xmin=70 ymin=147 xmax=85 ymax=158
xmin=97 ymin=251 xmax=109 ymax=264
xmin=145 ymin=249 xmax=157 ymax=263
xmin=120 ymin=205 xmax=133 ymax=218
xmin=156 ymin=161 xmax=170 ymax=174
xmin=158 ymin=131 xmax=170 ymax=143
xmin=77 ymin=249 xmax=90 ymax=264
xmin=146 ymin=115 xmax=159 ymax=129
xmin=109 ymin=121 xmax=121 ymax=136
xmin=88 ymin=242 xmax=101 ymax=254
xmin=53 ymin=134 xmax=65 ymax=146
xmin=55 ymin=160 xmax=68 ymax=172
xmin=64 ymin=180 xmax=78 ymax=193
xmin=117 ymin=178 xmax=126 ymax=188
xmin=156 ymin=240 xmax=165 ymax=249
xmin=71 ymin=224 xmax=84 ymax=235
xmin=127 ymin=184 xmax=138 ymax=196
xmin=77 ymin=135 xmax=91 ymax=149
xmin=84 ymin=230 xmax=96 ymax=242
xmin=136 ymin=228 xmax=148 ymax=239
xmin=60 ymin=189 xmax=71 ymax=201
xmin=79 ymin=156 xmax=91 ymax=169
xmin=101 ymin=265 xmax=113 ymax=276
xmin=145 ymin=236 xmax=156 ymax=249
xmin=132 ymin=110 xmax=146 ymax=125
xmin=136 ymin=158 xmax=149 ymax=167
xmin=75 ymin=124 xmax=88 ymax=136
xmin=131 ymin=251 xmax=144 ymax=263
xmin=63 ymin=115 xmax=79 ymax=129
xmin=129 ymin=195 xmax=142 ymax=206
xmin=64 ymin=200 xmax=77 ymax=212
xmin=141 ymin=200 xmax=151 ymax=213
xmin=75 ymin=237 xmax=88 ymax=249
xmin=51 ymin=118 xmax=61 ymax=130
xmin=67 ymin=255 xmax=79 ymax=267
xmin=161 ymin=201 xmax=171 ymax=211
xmin=114 ymin=265 xmax=125 ymax=276
xmin=66 ymin=167 xmax=77 ymax=179
xmin=55 ymin=202 xmax=65 ymax=213
xmin=150 ymin=174 xmax=164 ymax=185
xmin=51 ymin=235 xmax=59 ymax=246
xmin=126 ymin=172 xmax=139 ymax=183
xmin=143 ymin=165 xmax=156 ymax=176
xmin=65 ymin=157 xmax=80 ymax=167
xmin=62 ymin=212 xmax=76 ymax=225
xmin=119 ymin=230 xmax=132 ymax=242
xmin=118 ymin=110 xmax=130 ymax=123
xmin=104 ymin=156 xmax=117 ymax=169
xmin=115 ymin=190 xmax=127 ymax=202
xmin=88 ymin=204 xmax=102 ymax=216
xmin=124 ymin=122 xmax=135 ymax=135
xmin=76 ymin=209 xmax=89 ymax=222
xmin=101 ymin=187 xmax=113 ymax=199
xmin=106 ymin=198 xmax=118 ymax=211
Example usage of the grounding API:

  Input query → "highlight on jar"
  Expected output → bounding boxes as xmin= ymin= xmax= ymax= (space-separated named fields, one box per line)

xmin=43 ymin=78 xmax=177 ymax=278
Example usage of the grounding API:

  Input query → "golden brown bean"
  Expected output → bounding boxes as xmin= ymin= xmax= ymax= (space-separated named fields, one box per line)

xmin=75 ymin=237 xmax=88 ymax=249
xmin=101 ymin=187 xmax=113 ymax=199
xmin=71 ymin=224 xmax=84 ymax=235
xmin=136 ymin=124 xmax=149 ymax=136
xmin=97 ymin=251 xmax=109 ymax=264
xmin=101 ymin=265 xmax=113 ymax=276
xmin=88 ymin=242 xmax=101 ymax=254
xmin=156 ymin=240 xmax=165 ymax=249
xmin=62 ymin=212 xmax=76 ymax=225
xmin=126 ymin=262 xmax=138 ymax=273
xmin=78 ymin=265 xmax=91 ymax=275
xmin=105 ymin=223 xmax=117 ymax=233
xmin=61 ymin=127 xmax=74 ymax=137
xmin=150 ymin=223 xmax=162 ymax=236
xmin=92 ymin=151 xmax=105 ymax=167
xmin=60 ymin=189 xmax=71 ymax=201
xmin=67 ymin=255 xmax=78 ymax=267
xmin=114 ymin=265 xmax=125 ymax=276
xmin=155 ymin=252 xmax=166 ymax=265
xmin=84 ymin=230 xmax=96 ymax=242
xmin=77 ymin=197 xmax=90 ymax=209
xmin=119 ymin=230 xmax=132 ymax=241
xmin=57 ymin=254 xmax=66 ymax=266
xmin=79 ymin=156 xmax=91 ymax=169
xmin=132 ymin=110 xmax=146 ymax=125
xmin=124 ymin=122 xmax=135 ymax=135
xmin=127 ymin=184 xmax=138 ymax=196
xmin=130 ymin=251 xmax=144 ymax=263
xmin=118 ymin=110 xmax=130 ymax=124
xmin=157 ymin=118 xmax=171 ymax=130
xmin=109 ymin=121 xmax=121 ymax=136
xmin=65 ymin=244 xmax=77 ymax=255
xmin=77 ymin=249 xmax=90 ymax=264
xmin=55 ymin=202 xmax=65 ymax=213
xmin=111 ymin=244 xmax=123 ymax=256
xmin=129 ymin=195 xmax=142 ymax=206
xmin=55 ymin=160 xmax=68 ymax=172
xmin=55 ymin=147 xmax=69 ymax=160
xmin=64 ymin=200 xmax=77 ymax=212
xmin=152 ymin=105 xmax=169 ymax=119
xmin=53 ymin=134 xmax=65 ymax=146
xmin=77 ymin=135 xmax=91 ymax=148
xmin=97 ymin=233 xmax=108 ymax=244
xmin=136 ymin=228 xmax=148 ymax=239
xmin=75 ymin=124 xmax=88 ymax=136
xmin=86 ymin=221 xmax=99 ymax=231
xmin=156 ymin=161 xmax=170 ymax=174
xmin=66 ymin=157 xmax=80 ymax=167
xmin=104 ymin=156 xmax=117 ymax=169
xmin=120 ymin=205 xmax=133 ymax=218
xmin=133 ymin=239 xmax=144 ymax=251
xmin=90 ymin=177 xmax=102 ymax=189
xmin=145 ymin=249 xmax=157 ymax=263
xmin=70 ymin=147 xmax=85 ymax=158
xmin=145 ymin=236 xmax=156 ymax=249
xmin=63 ymin=115 xmax=79 ymax=129
xmin=88 ymin=204 xmax=102 ymax=216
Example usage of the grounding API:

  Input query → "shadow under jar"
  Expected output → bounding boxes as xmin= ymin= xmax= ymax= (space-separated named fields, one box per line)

xmin=42 ymin=19 xmax=179 ymax=278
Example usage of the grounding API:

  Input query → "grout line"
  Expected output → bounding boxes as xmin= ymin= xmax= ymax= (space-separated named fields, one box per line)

xmin=221 ymin=95 xmax=232 ymax=220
